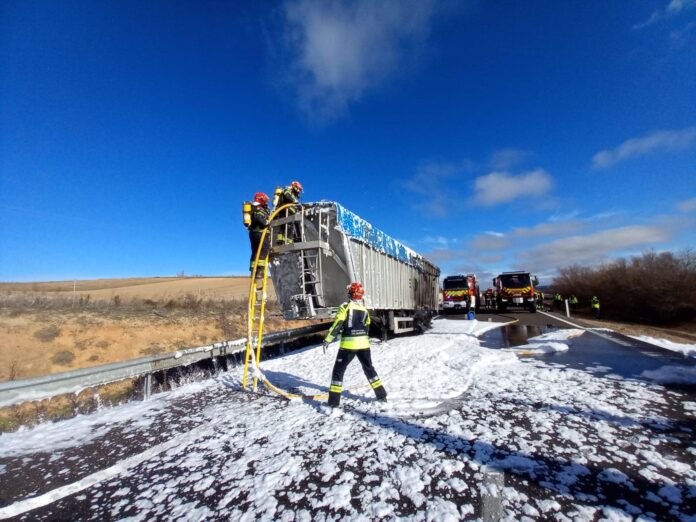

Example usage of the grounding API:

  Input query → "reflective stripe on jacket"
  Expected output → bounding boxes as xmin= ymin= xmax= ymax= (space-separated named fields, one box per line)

xmin=325 ymin=300 xmax=371 ymax=350
xmin=250 ymin=204 xmax=270 ymax=232
xmin=277 ymin=188 xmax=300 ymax=214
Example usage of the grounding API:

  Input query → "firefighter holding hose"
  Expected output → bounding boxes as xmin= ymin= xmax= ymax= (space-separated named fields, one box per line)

xmin=323 ymin=282 xmax=387 ymax=408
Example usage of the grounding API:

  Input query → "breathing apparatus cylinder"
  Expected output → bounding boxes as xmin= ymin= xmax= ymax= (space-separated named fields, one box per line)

xmin=273 ymin=187 xmax=282 ymax=208
xmin=242 ymin=201 xmax=252 ymax=228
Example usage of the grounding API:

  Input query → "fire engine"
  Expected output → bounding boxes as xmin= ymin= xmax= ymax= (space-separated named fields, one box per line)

xmin=493 ymin=271 xmax=539 ymax=313
xmin=441 ymin=274 xmax=479 ymax=314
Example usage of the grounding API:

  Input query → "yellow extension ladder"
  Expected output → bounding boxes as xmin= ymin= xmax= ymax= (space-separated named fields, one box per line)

xmin=241 ymin=203 xmax=329 ymax=400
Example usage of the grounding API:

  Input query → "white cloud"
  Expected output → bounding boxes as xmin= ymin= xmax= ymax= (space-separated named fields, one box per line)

xmin=671 ymin=21 xmax=696 ymax=46
xmin=423 ymin=235 xmax=454 ymax=247
xmin=400 ymin=160 xmax=475 ymax=218
xmin=634 ymin=0 xmax=696 ymax=29
xmin=489 ymin=148 xmax=532 ymax=170
xmin=473 ymin=169 xmax=553 ymax=207
xmin=520 ymin=225 xmax=673 ymax=271
xmin=470 ymin=233 xmax=511 ymax=251
xmin=668 ymin=0 xmax=696 ymax=14
xmin=592 ymin=127 xmax=696 ymax=169
xmin=677 ymin=196 xmax=696 ymax=212
xmin=512 ymin=220 xmax=585 ymax=238
xmin=282 ymin=0 xmax=440 ymax=122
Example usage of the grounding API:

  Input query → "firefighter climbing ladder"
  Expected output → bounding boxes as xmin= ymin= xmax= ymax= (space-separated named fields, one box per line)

xmin=242 ymin=203 xmax=332 ymax=399
xmin=242 ymin=204 xmax=374 ymax=401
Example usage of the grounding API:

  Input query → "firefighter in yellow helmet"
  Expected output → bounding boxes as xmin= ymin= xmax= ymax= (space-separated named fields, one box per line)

xmin=322 ymin=282 xmax=387 ymax=408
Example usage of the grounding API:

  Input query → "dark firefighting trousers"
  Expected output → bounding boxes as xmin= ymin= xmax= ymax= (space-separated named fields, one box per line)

xmin=328 ymin=348 xmax=387 ymax=407
xmin=249 ymin=229 xmax=270 ymax=280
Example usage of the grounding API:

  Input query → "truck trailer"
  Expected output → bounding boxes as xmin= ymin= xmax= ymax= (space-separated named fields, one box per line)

xmin=268 ymin=201 xmax=440 ymax=336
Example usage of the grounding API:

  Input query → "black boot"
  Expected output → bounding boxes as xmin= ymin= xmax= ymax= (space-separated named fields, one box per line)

xmin=328 ymin=391 xmax=341 ymax=408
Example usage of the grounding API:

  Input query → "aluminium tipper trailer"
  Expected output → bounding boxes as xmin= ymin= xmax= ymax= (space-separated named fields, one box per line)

xmin=269 ymin=201 xmax=440 ymax=334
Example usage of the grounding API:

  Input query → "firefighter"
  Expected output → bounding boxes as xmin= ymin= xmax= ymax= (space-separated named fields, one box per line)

xmin=569 ymin=295 xmax=578 ymax=310
xmin=591 ymin=296 xmax=600 ymax=319
xmin=323 ymin=282 xmax=387 ymax=408
xmin=247 ymin=192 xmax=271 ymax=289
xmin=553 ymin=292 xmax=562 ymax=310
xmin=275 ymin=181 xmax=303 ymax=245
xmin=536 ymin=291 xmax=545 ymax=311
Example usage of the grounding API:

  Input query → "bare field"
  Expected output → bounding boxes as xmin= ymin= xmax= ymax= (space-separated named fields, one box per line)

xmin=0 ymin=276 xmax=288 ymax=382
xmin=0 ymin=276 xmax=276 ymax=301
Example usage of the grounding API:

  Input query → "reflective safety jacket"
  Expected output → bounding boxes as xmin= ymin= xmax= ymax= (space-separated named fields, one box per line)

xmin=250 ymin=204 xmax=270 ymax=232
xmin=277 ymin=187 xmax=300 ymax=214
xmin=591 ymin=297 xmax=600 ymax=309
xmin=325 ymin=300 xmax=371 ymax=350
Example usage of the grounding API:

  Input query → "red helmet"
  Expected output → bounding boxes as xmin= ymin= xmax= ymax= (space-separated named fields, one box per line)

xmin=290 ymin=181 xmax=303 ymax=193
xmin=254 ymin=192 xmax=269 ymax=205
xmin=347 ymin=282 xmax=364 ymax=299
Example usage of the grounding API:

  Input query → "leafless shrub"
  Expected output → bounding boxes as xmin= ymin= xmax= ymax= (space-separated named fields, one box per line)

xmin=95 ymin=340 xmax=111 ymax=349
xmin=553 ymin=249 xmax=696 ymax=324
xmin=88 ymin=354 xmax=100 ymax=362
xmin=182 ymin=292 xmax=202 ymax=310
xmin=51 ymin=350 xmax=75 ymax=366
xmin=34 ymin=324 xmax=61 ymax=342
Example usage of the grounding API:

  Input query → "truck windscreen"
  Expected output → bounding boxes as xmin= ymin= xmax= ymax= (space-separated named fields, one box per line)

xmin=443 ymin=278 xmax=467 ymax=290
xmin=500 ymin=274 xmax=531 ymax=287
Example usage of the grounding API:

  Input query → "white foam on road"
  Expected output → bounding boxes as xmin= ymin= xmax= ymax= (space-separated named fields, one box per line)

xmin=641 ymin=365 xmax=696 ymax=384
xmin=501 ymin=328 xmax=584 ymax=355
xmin=2 ymin=318 xmax=694 ymax=521
xmin=0 ymin=422 xmax=214 ymax=520
xmin=629 ymin=335 xmax=696 ymax=358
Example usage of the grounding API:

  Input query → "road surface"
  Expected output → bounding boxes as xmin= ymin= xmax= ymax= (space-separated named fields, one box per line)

xmin=1 ymin=313 xmax=694 ymax=521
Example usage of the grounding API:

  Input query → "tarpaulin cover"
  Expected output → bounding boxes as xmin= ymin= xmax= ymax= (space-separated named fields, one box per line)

xmin=334 ymin=202 xmax=422 ymax=268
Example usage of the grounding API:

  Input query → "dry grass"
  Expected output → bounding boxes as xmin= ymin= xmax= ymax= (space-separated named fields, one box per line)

xmin=0 ymin=276 xmax=267 ymax=301
xmin=0 ymin=276 xmax=290 ymax=382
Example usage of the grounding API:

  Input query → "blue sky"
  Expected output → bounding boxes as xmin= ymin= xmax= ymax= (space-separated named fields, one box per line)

xmin=1 ymin=0 xmax=695 ymax=285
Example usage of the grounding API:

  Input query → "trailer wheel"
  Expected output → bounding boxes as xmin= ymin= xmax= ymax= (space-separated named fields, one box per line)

xmin=529 ymin=303 xmax=537 ymax=313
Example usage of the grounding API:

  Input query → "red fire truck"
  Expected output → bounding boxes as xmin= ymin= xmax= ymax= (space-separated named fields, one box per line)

xmin=493 ymin=271 xmax=539 ymax=313
xmin=441 ymin=274 xmax=479 ymax=314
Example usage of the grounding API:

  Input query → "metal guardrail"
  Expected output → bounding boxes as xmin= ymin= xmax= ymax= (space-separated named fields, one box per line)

xmin=0 ymin=322 xmax=330 ymax=408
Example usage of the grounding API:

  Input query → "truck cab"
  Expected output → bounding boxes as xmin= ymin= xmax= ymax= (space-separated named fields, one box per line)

xmin=441 ymin=274 xmax=479 ymax=314
xmin=493 ymin=271 xmax=539 ymax=313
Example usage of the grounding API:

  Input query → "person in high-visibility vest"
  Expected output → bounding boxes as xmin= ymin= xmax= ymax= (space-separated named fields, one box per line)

xmin=275 ymin=181 xmax=303 ymax=245
xmin=569 ymin=295 xmax=578 ymax=310
xmin=554 ymin=292 xmax=563 ymax=310
xmin=536 ymin=291 xmax=545 ymax=311
xmin=591 ymin=296 xmax=600 ymax=319
xmin=323 ymin=282 xmax=387 ymax=408
xmin=246 ymin=192 xmax=271 ymax=283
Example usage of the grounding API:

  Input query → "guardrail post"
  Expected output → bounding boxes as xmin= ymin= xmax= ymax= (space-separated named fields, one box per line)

xmin=565 ymin=299 xmax=570 ymax=318
xmin=143 ymin=373 xmax=152 ymax=401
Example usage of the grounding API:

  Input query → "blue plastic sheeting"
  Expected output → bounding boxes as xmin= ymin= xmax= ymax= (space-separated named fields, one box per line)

xmin=334 ymin=202 xmax=423 ymax=268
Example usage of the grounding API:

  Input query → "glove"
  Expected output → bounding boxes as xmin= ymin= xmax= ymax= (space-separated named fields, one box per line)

xmin=322 ymin=342 xmax=330 ymax=354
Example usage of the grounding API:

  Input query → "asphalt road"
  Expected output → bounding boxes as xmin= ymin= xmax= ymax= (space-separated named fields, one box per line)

xmin=1 ymin=312 xmax=694 ymax=520
xmin=453 ymin=309 xmax=696 ymax=379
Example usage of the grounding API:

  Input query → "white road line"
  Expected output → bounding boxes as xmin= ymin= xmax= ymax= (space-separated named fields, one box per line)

xmin=538 ymin=311 xmax=633 ymax=347
xmin=0 ymin=423 xmax=212 ymax=520
xmin=538 ymin=310 xmax=588 ymax=330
